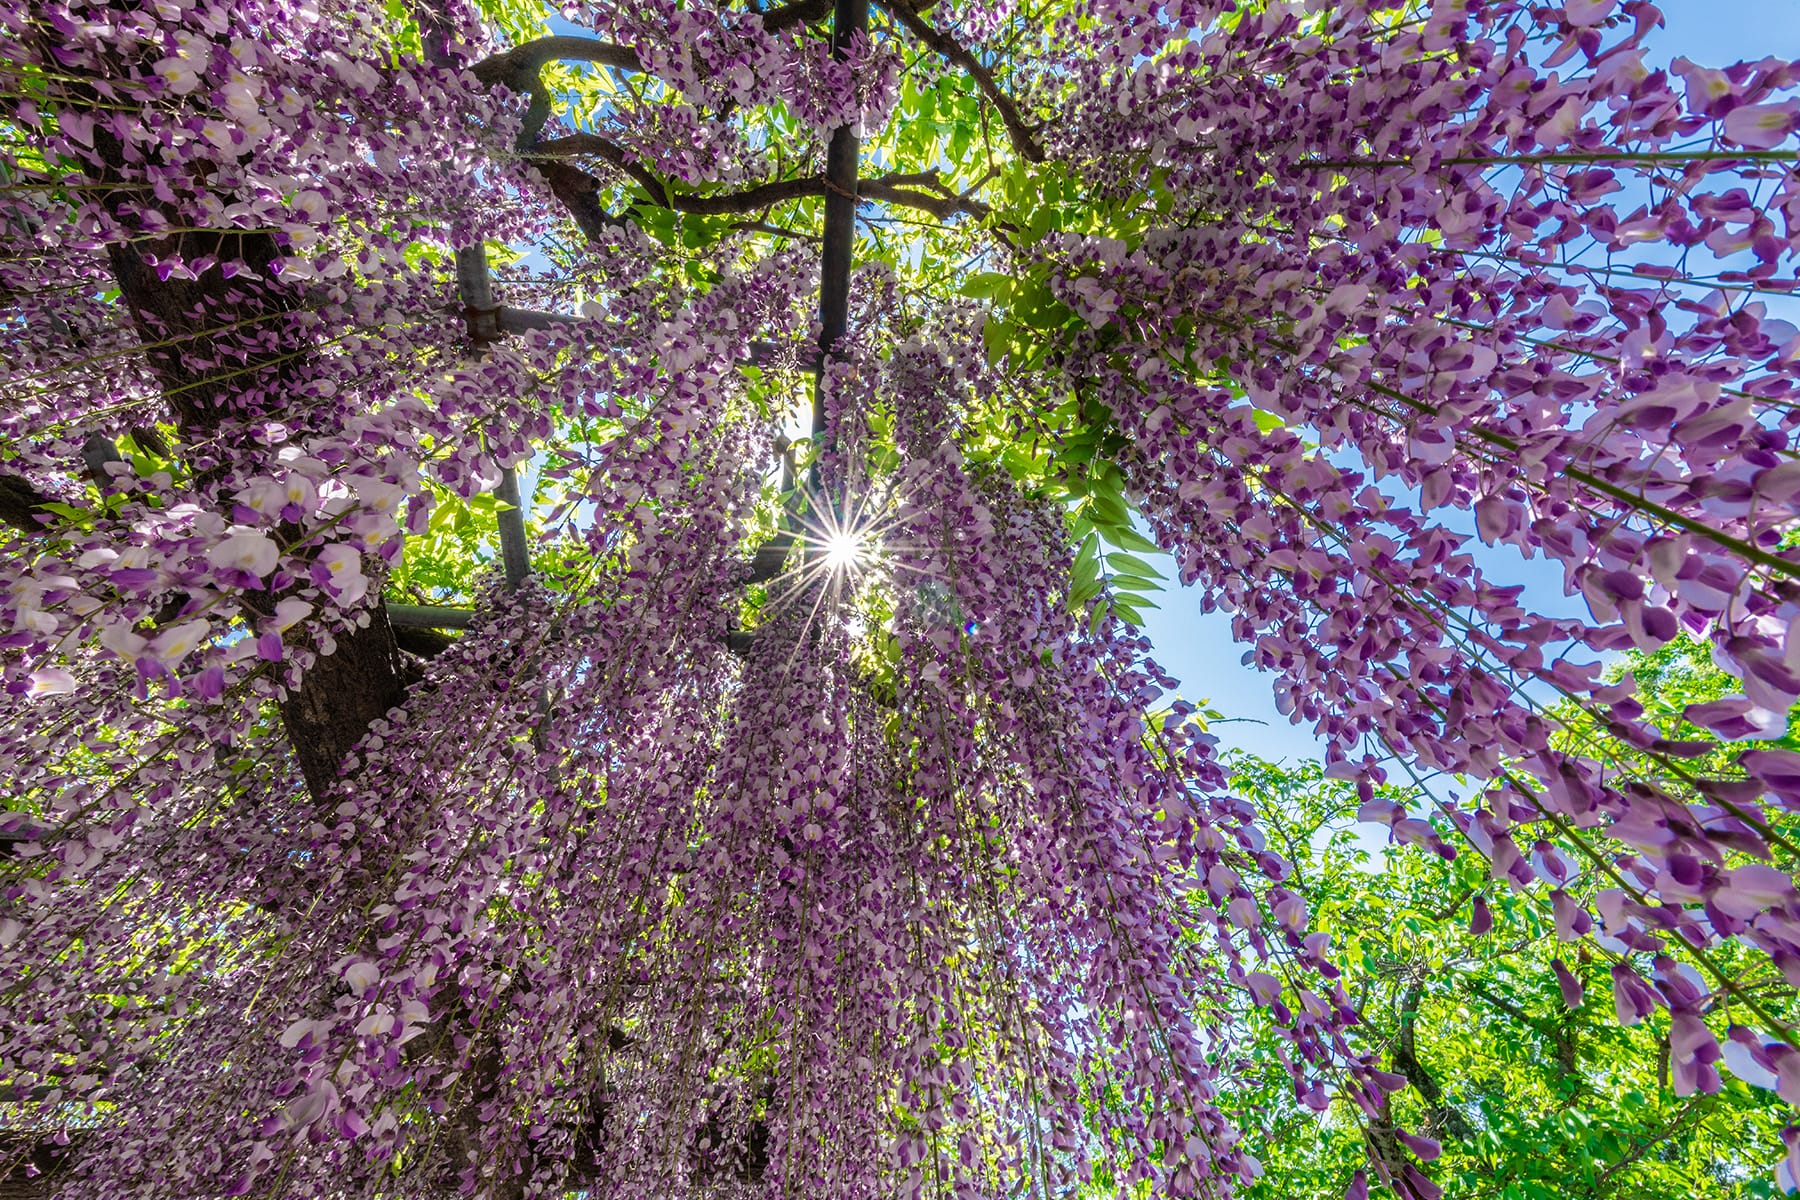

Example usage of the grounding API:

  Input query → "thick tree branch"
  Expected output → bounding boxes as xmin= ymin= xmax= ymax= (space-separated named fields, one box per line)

xmin=534 ymin=160 xmax=630 ymax=241
xmin=491 ymin=31 xmax=993 ymax=237
xmin=1389 ymin=980 xmax=1473 ymax=1140
xmin=393 ymin=625 xmax=457 ymax=657
xmin=650 ymin=174 xmax=830 ymax=214
xmin=532 ymin=134 xmax=741 ymax=210
xmin=2 ymin=438 xmax=163 ymax=535
xmin=0 ymin=473 xmax=52 ymax=533
xmin=470 ymin=36 xmax=643 ymax=86
xmin=526 ymin=135 xmax=672 ymax=199
xmin=879 ymin=0 xmax=1044 ymax=162
xmin=860 ymin=178 xmax=990 ymax=219
xmin=529 ymin=137 xmax=820 ymax=213
xmin=496 ymin=306 xmax=584 ymax=335
xmin=760 ymin=0 xmax=835 ymax=31
xmin=471 ymin=37 xmax=644 ymax=149
xmin=388 ymin=603 xmax=475 ymax=629
xmin=527 ymin=139 xmax=989 ymax=223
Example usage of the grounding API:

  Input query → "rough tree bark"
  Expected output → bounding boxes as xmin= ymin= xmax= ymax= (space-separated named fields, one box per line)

xmin=3 ymin=17 xmax=420 ymax=801
xmin=86 ymin=115 xmax=415 ymax=801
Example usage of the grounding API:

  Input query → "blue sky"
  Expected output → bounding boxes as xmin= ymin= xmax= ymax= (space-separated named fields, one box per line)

xmin=1141 ymin=0 xmax=1800 ymax=763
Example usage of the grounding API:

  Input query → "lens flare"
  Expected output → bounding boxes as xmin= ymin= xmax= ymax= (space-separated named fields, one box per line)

xmin=821 ymin=529 xmax=865 ymax=572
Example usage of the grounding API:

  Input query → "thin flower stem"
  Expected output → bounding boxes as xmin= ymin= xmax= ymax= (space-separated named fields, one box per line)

xmin=1358 ymin=378 xmax=1800 ymax=583
xmin=1305 ymin=149 xmax=1800 ymax=170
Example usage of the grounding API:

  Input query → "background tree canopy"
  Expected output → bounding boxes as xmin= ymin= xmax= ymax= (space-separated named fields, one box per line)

xmin=4 ymin=0 xmax=1800 ymax=1197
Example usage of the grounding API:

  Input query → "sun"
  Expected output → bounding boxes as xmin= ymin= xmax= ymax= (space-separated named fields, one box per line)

xmin=820 ymin=528 xmax=867 ymax=572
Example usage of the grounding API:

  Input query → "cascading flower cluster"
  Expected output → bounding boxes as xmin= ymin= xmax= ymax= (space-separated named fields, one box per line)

xmin=1040 ymin=0 xmax=1800 ymax=1140
xmin=2 ymin=0 xmax=1800 ymax=1197
xmin=0 ymin=0 xmax=538 ymax=723
xmin=560 ymin=0 xmax=901 ymax=182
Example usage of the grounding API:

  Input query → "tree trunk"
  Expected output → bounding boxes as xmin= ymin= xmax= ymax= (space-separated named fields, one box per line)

xmin=81 ymin=80 xmax=412 ymax=804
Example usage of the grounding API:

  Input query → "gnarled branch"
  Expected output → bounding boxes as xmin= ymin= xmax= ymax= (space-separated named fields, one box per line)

xmin=760 ymin=0 xmax=835 ymax=32
xmin=860 ymin=178 xmax=990 ymax=220
xmin=470 ymin=35 xmax=643 ymax=86
xmin=879 ymin=0 xmax=1044 ymax=162
xmin=534 ymin=160 xmax=630 ymax=242
xmin=526 ymin=138 xmax=991 ymax=222
xmin=472 ymin=36 xmax=645 ymax=150
xmin=526 ymin=135 xmax=671 ymax=200
xmin=1389 ymin=980 xmax=1473 ymax=1140
xmin=529 ymin=136 xmax=821 ymax=213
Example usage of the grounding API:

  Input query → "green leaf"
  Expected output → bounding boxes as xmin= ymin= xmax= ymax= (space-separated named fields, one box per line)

xmin=961 ymin=271 xmax=1015 ymax=302
xmin=1106 ymin=524 xmax=1163 ymax=555
xmin=1068 ymin=535 xmax=1102 ymax=607
xmin=1110 ymin=598 xmax=1145 ymax=626
xmin=637 ymin=205 xmax=678 ymax=246
xmin=1105 ymin=552 xmax=1164 ymax=581
xmin=982 ymin=315 xmax=1017 ymax=365
xmin=1086 ymin=489 xmax=1130 ymax=529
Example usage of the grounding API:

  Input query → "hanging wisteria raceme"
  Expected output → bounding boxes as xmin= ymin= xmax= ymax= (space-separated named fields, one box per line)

xmin=4 ymin=0 xmax=1800 ymax=1197
xmin=867 ymin=323 xmax=1403 ymax=1197
xmin=0 ymin=0 xmax=543 ymax=810
xmin=561 ymin=0 xmax=902 ymax=146
xmin=0 ymin=231 xmax=814 ymax=1193
xmin=1025 ymin=0 xmax=1800 ymax=1116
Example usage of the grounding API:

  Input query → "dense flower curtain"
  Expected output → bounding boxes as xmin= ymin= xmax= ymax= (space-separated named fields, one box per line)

xmin=2 ymin=1 xmax=1800 ymax=1197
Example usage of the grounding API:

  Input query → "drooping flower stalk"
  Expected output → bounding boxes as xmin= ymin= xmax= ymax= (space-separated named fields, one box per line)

xmin=5 ymin=0 xmax=1800 ymax=1197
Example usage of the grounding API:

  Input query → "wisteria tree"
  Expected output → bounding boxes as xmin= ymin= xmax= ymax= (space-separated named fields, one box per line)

xmin=4 ymin=0 xmax=1800 ymax=1196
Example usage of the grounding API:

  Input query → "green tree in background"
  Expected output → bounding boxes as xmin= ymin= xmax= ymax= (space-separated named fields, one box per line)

xmin=1217 ymin=641 xmax=1800 ymax=1198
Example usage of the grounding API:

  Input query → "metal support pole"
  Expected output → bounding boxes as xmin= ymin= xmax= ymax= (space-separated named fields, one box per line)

xmin=809 ymin=0 xmax=868 ymax=482
xmin=453 ymin=243 xmax=530 ymax=590
xmin=495 ymin=465 xmax=531 ymax=590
